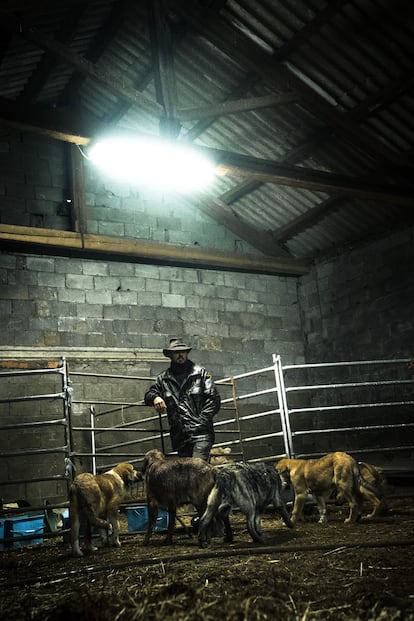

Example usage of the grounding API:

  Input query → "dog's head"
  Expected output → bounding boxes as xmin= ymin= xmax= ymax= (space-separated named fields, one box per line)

xmin=276 ymin=459 xmax=291 ymax=489
xmin=141 ymin=448 xmax=165 ymax=475
xmin=113 ymin=462 xmax=142 ymax=485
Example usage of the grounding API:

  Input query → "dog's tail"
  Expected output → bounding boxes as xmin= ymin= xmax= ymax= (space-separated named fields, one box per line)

xmin=70 ymin=481 xmax=111 ymax=530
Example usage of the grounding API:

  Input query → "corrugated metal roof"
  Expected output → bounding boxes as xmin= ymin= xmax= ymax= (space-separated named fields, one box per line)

xmin=0 ymin=0 xmax=413 ymax=267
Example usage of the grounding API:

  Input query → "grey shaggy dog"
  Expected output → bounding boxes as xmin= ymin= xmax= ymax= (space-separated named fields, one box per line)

xmin=199 ymin=461 xmax=294 ymax=546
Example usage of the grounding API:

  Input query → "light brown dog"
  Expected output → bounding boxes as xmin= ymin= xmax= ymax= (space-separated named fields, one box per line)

xmin=358 ymin=461 xmax=388 ymax=519
xmin=209 ymin=446 xmax=234 ymax=466
xmin=69 ymin=462 xmax=140 ymax=558
xmin=277 ymin=452 xmax=364 ymax=525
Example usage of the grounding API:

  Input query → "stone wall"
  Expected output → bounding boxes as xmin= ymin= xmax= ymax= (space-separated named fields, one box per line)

xmin=296 ymin=227 xmax=414 ymax=470
xmin=298 ymin=227 xmax=414 ymax=362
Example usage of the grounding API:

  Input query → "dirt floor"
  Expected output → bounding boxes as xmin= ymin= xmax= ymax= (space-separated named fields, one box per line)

xmin=1 ymin=491 xmax=414 ymax=621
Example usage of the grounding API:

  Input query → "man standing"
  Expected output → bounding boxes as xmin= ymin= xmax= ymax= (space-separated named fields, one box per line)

xmin=144 ymin=338 xmax=221 ymax=461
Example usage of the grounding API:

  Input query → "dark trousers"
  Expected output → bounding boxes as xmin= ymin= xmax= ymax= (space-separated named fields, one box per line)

xmin=177 ymin=437 xmax=212 ymax=461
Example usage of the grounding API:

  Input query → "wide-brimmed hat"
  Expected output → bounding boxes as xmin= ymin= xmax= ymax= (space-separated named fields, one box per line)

xmin=163 ymin=338 xmax=192 ymax=357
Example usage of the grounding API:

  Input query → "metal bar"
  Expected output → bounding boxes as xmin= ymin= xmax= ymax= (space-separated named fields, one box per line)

xmin=0 ymin=447 xmax=68 ymax=458
xmin=87 ymin=402 xmax=145 ymax=418
xmin=0 ymin=392 xmax=65 ymax=403
xmin=71 ymin=426 xmax=164 ymax=432
xmin=69 ymin=371 xmax=155 ymax=381
xmin=217 ymin=365 xmax=275 ymax=383
xmin=71 ymin=399 xmax=145 ymax=406
xmin=292 ymin=422 xmax=414 ymax=436
xmin=63 ymin=358 xmax=75 ymax=489
xmin=296 ymin=445 xmax=414 ymax=458
xmin=95 ymin=411 xmax=161 ymax=425
xmin=214 ymin=409 xmax=281 ymax=427
xmin=95 ymin=434 xmax=162 ymax=451
xmin=229 ymin=376 xmax=245 ymax=461
xmin=0 ymin=367 xmax=64 ymax=378
xmin=90 ymin=405 xmax=97 ymax=475
xmin=273 ymin=353 xmax=294 ymax=457
xmin=289 ymin=400 xmax=414 ymax=414
xmin=71 ymin=452 xmax=146 ymax=458
xmin=219 ymin=387 xmax=278 ymax=403
xmin=0 ymin=475 xmax=69 ymax=486
xmin=241 ymin=431 xmax=284 ymax=442
xmin=282 ymin=357 xmax=413 ymax=370
xmin=286 ymin=379 xmax=414 ymax=392
xmin=0 ymin=419 xmax=66 ymax=430
xmin=209 ymin=429 xmax=241 ymax=433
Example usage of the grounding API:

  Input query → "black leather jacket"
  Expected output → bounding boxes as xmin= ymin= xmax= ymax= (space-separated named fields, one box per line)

xmin=144 ymin=362 xmax=221 ymax=450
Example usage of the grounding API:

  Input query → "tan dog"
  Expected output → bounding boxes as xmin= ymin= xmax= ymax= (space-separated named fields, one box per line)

xmin=277 ymin=452 xmax=364 ymax=525
xmin=69 ymin=462 xmax=140 ymax=558
xmin=358 ymin=461 xmax=388 ymax=519
xmin=210 ymin=446 xmax=234 ymax=465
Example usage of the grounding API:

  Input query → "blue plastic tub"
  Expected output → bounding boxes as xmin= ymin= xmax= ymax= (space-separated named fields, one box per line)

xmin=126 ymin=506 xmax=169 ymax=533
xmin=3 ymin=514 xmax=44 ymax=548
xmin=0 ymin=519 xmax=5 ymax=550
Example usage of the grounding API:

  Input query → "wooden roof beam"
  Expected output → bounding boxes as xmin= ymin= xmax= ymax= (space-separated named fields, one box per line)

xmin=2 ymin=11 xmax=161 ymax=114
xmin=177 ymin=92 xmax=298 ymax=122
xmin=0 ymin=104 xmax=412 ymax=206
xmin=0 ymin=224 xmax=308 ymax=276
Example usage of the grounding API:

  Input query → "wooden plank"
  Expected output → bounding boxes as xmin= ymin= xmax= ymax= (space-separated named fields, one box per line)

xmin=17 ymin=6 xmax=86 ymax=105
xmin=67 ymin=144 xmax=87 ymax=235
xmin=2 ymin=12 xmax=161 ymax=114
xmin=191 ymin=196 xmax=290 ymax=258
xmin=0 ymin=119 xmax=89 ymax=145
xmin=148 ymin=0 xmax=180 ymax=136
xmin=0 ymin=224 xmax=309 ymax=276
xmin=177 ymin=93 xmax=298 ymax=122
xmin=201 ymin=148 xmax=414 ymax=205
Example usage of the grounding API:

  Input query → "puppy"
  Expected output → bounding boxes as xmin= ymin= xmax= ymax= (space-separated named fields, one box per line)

xmin=69 ymin=462 xmax=140 ymax=558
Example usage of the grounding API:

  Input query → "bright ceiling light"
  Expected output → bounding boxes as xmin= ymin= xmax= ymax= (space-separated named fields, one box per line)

xmin=88 ymin=136 xmax=216 ymax=192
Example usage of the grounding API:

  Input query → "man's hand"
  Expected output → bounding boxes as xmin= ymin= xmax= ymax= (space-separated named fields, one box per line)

xmin=153 ymin=397 xmax=167 ymax=412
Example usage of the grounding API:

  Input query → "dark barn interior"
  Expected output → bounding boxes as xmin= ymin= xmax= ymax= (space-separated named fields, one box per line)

xmin=1 ymin=1 xmax=414 ymax=619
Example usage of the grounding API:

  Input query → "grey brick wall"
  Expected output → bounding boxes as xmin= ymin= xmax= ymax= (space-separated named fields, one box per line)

xmin=298 ymin=227 xmax=414 ymax=362
xmin=0 ymin=252 xmax=304 ymax=372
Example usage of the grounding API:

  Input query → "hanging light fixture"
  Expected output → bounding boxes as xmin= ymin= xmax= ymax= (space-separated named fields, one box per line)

xmin=87 ymin=134 xmax=216 ymax=193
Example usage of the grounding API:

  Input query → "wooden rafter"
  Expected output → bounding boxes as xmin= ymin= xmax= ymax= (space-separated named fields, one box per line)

xmin=190 ymin=195 xmax=290 ymax=258
xmin=148 ymin=0 xmax=180 ymax=137
xmin=1 ymin=11 xmax=161 ymax=114
xmin=170 ymin=0 xmax=412 ymax=169
xmin=177 ymin=93 xmax=298 ymax=122
xmin=0 ymin=224 xmax=308 ymax=276
xmin=0 ymin=101 xmax=412 ymax=206
xmin=16 ymin=5 xmax=86 ymax=105
xmin=58 ymin=0 xmax=130 ymax=108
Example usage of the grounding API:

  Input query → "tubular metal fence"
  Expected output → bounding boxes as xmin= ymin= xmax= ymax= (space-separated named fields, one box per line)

xmin=1 ymin=353 xmax=413 ymax=547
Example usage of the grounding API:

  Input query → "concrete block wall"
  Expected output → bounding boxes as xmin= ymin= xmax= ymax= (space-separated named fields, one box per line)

xmin=0 ymin=130 xmax=261 ymax=254
xmin=0 ymin=252 xmax=303 ymax=503
xmin=298 ymin=226 xmax=414 ymax=362
xmin=0 ymin=251 xmax=304 ymax=374
xmin=296 ymin=227 xmax=414 ymax=469
xmin=0 ymin=133 xmax=69 ymax=230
